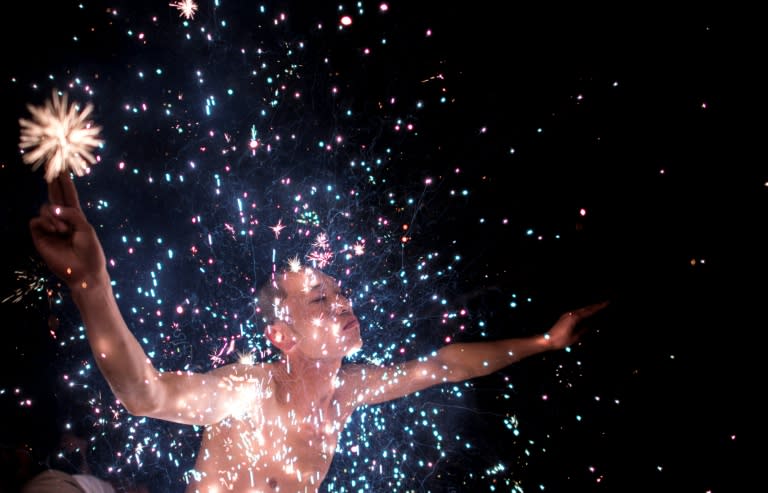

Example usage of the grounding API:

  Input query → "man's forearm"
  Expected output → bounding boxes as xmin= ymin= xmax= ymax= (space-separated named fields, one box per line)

xmin=72 ymin=282 xmax=160 ymax=414
xmin=437 ymin=335 xmax=553 ymax=381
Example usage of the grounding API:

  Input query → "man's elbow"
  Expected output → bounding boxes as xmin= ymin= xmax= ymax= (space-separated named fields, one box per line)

xmin=120 ymin=400 xmax=150 ymax=417
xmin=110 ymin=383 xmax=164 ymax=417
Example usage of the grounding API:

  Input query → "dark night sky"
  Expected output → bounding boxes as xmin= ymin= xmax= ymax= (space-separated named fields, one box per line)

xmin=0 ymin=2 xmax=763 ymax=492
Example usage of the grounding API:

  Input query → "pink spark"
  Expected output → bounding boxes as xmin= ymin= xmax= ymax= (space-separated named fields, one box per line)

xmin=306 ymin=250 xmax=334 ymax=269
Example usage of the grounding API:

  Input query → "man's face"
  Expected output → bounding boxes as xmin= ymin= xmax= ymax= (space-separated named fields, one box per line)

xmin=275 ymin=268 xmax=362 ymax=359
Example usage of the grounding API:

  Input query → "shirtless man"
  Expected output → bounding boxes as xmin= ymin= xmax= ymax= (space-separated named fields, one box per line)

xmin=30 ymin=174 xmax=608 ymax=493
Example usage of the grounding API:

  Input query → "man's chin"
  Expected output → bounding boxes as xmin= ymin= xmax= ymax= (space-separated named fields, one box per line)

xmin=344 ymin=341 xmax=363 ymax=357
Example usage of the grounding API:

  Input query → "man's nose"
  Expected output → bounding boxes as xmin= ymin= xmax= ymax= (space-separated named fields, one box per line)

xmin=333 ymin=297 xmax=352 ymax=315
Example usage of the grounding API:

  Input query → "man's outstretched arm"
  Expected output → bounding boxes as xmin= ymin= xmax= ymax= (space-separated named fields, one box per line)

xmin=435 ymin=301 xmax=609 ymax=381
xmin=30 ymin=174 xmax=264 ymax=425
xmin=343 ymin=302 xmax=608 ymax=407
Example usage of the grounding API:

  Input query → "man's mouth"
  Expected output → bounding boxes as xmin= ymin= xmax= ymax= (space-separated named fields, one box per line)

xmin=342 ymin=319 xmax=358 ymax=331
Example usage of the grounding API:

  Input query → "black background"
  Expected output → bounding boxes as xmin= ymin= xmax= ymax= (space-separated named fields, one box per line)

xmin=1 ymin=2 xmax=762 ymax=492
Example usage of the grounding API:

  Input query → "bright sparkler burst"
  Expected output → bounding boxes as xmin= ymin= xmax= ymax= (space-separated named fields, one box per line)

xmin=169 ymin=0 xmax=198 ymax=20
xmin=18 ymin=91 xmax=103 ymax=183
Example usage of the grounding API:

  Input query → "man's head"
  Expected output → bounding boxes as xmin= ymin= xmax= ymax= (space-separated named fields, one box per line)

xmin=258 ymin=267 xmax=362 ymax=360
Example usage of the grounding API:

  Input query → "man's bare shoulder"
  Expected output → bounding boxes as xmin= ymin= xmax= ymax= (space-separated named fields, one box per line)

xmin=340 ymin=361 xmax=397 ymax=377
xmin=203 ymin=361 xmax=279 ymax=395
xmin=336 ymin=363 xmax=384 ymax=399
xmin=198 ymin=361 xmax=281 ymax=418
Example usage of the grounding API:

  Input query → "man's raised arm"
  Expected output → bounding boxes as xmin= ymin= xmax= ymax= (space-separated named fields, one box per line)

xmin=30 ymin=174 xmax=261 ymax=426
xmin=343 ymin=301 xmax=608 ymax=407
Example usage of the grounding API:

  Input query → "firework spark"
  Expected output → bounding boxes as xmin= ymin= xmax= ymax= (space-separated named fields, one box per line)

xmin=18 ymin=91 xmax=103 ymax=183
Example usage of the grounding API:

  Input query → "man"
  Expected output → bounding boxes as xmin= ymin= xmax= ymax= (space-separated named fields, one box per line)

xmin=30 ymin=174 xmax=608 ymax=492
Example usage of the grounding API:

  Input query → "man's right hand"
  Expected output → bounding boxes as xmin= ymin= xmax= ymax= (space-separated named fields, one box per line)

xmin=29 ymin=173 xmax=109 ymax=290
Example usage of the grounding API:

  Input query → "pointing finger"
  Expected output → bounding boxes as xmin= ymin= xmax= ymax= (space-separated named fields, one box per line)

xmin=58 ymin=173 xmax=82 ymax=210
xmin=48 ymin=176 xmax=65 ymax=205
xmin=574 ymin=301 xmax=610 ymax=319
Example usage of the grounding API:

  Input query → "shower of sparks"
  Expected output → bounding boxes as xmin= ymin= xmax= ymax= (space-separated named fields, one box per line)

xmin=169 ymin=0 xmax=198 ymax=20
xmin=5 ymin=2 xmax=612 ymax=492
xmin=18 ymin=91 xmax=104 ymax=183
xmin=1 ymin=258 xmax=62 ymax=310
xmin=2 ymin=270 xmax=47 ymax=304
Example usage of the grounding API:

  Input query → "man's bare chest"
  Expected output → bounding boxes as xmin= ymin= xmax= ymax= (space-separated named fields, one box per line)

xmin=203 ymin=396 xmax=354 ymax=462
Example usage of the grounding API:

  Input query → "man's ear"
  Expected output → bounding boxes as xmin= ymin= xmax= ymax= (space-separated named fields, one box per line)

xmin=266 ymin=321 xmax=296 ymax=352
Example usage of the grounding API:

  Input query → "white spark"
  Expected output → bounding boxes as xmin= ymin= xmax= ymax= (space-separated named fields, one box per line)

xmin=270 ymin=219 xmax=286 ymax=239
xmin=352 ymin=241 xmax=365 ymax=256
xmin=19 ymin=91 xmax=103 ymax=183
xmin=237 ymin=351 xmax=255 ymax=365
xmin=287 ymin=256 xmax=302 ymax=273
